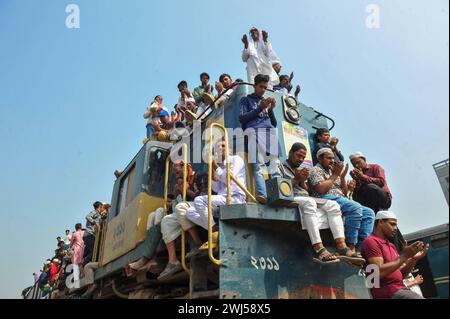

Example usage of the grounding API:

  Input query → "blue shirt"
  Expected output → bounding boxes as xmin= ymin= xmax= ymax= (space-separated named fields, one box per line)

xmin=239 ymin=93 xmax=277 ymax=130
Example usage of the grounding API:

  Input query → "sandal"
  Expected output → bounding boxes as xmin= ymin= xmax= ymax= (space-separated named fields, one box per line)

xmin=157 ymin=262 xmax=182 ymax=280
xmin=335 ymin=247 xmax=366 ymax=266
xmin=313 ymin=247 xmax=340 ymax=264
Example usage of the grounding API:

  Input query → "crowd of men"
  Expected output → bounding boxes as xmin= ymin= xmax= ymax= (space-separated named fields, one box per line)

xmin=32 ymin=202 xmax=109 ymax=298
xmin=30 ymin=27 xmax=427 ymax=300
xmin=134 ymin=27 xmax=427 ymax=299
xmin=142 ymin=27 xmax=301 ymax=144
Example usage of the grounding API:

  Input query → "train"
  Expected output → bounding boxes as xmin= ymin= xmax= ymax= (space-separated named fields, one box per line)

xmin=23 ymin=83 xmax=449 ymax=299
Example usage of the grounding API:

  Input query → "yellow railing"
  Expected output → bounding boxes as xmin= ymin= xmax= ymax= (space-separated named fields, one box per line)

xmin=92 ymin=225 xmax=100 ymax=263
xmin=207 ymin=124 xmax=231 ymax=266
xmin=206 ymin=124 xmax=257 ymax=267
xmin=98 ymin=220 xmax=107 ymax=266
xmin=163 ymin=143 xmax=190 ymax=274
xmin=92 ymin=219 xmax=107 ymax=264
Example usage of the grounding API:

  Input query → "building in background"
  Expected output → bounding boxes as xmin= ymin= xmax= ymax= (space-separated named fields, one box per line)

xmin=433 ymin=159 xmax=449 ymax=205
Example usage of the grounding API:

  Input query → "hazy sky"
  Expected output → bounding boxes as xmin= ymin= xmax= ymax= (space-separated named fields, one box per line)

xmin=0 ymin=0 xmax=448 ymax=298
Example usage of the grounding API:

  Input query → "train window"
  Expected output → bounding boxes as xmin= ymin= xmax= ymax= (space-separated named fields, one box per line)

xmin=144 ymin=147 xmax=168 ymax=197
xmin=431 ymin=232 xmax=449 ymax=249
xmin=116 ymin=164 xmax=136 ymax=216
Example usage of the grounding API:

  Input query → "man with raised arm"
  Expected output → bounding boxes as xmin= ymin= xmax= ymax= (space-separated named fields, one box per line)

xmin=242 ymin=27 xmax=279 ymax=88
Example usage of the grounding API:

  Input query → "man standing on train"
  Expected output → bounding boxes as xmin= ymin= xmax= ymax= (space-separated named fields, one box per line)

xmin=241 ymin=27 xmax=279 ymax=88
xmin=83 ymin=201 xmax=103 ymax=265
xmin=239 ymin=74 xmax=281 ymax=204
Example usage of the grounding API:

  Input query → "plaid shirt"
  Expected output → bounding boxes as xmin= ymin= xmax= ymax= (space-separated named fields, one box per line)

xmin=356 ymin=164 xmax=392 ymax=199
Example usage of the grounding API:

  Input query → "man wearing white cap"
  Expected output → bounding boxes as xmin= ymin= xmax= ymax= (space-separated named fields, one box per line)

xmin=361 ymin=211 xmax=428 ymax=299
xmin=309 ymin=148 xmax=375 ymax=253
xmin=241 ymin=27 xmax=279 ymax=88
xmin=348 ymin=152 xmax=392 ymax=213
xmin=348 ymin=151 xmax=406 ymax=253
xmin=279 ymin=143 xmax=365 ymax=265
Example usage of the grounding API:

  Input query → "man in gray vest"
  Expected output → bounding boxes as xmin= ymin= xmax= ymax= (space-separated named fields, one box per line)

xmin=83 ymin=201 xmax=103 ymax=265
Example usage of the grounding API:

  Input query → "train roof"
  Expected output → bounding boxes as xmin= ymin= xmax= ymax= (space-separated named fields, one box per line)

xmin=403 ymin=223 xmax=449 ymax=241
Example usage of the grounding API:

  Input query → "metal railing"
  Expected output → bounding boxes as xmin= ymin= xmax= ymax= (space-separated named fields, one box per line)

xmin=196 ymin=81 xmax=274 ymax=121
xmin=92 ymin=226 xmax=100 ymax=263
xmin=163 ymin=143 xmax=190 ymax=274
xmin=206 ymin=123 xmax=257 ymax=266
xmin=92 ymin=219 xmax=107 ymax=264
xmin=312 ymin=110 xmax=336 ymax=131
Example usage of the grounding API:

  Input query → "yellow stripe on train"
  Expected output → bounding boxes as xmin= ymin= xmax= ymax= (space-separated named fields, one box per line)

xmin=101 ymin=192 xmax=164 ymax=266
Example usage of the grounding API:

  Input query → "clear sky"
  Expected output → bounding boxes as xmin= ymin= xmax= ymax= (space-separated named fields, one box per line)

xmin=0 ymin=0 xmax=448 ymax=298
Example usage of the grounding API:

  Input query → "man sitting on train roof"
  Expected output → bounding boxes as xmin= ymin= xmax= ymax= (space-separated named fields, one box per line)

xmin=309 ymin=148 xmax=375 ymax=254
xmin=176 ymin=81 xmax=196 ymax=113
xmin=279 ymin=143 xmax=365 ymax=265
xmin=242 ymin=27 xmax=279 ymax=88
xmin=148 ymin=109 xmax=176 ymax=142
xmin=158 ymin=162 xmax=207 ymax=280
xmin=314 ymin=128 xmax=345 ymax=163
xmin=348 ymin=152 xmax=392 ymax=214
xmin=361 ymin=211 xmax=428 ymax=299
xmin=273 ymin=74 xmax=301 ymax=99
xmin=348 ymin=151 xmax=405 ymax=253
xmin=239 ymin=73 xmax=282 ymax=204
xmin=143 ymin=95 xmax=167 ymax=138
xmin=185 ymin=139 xmax=247 ymax=235
xmin=192 ymin=72 xmax=214 ymax=115
xmin=213 ymin=73 xmax=236 ymax=109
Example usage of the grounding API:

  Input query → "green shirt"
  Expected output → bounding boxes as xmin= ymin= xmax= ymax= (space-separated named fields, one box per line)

xmin=192 ymin=84 xmax=214 ymax=105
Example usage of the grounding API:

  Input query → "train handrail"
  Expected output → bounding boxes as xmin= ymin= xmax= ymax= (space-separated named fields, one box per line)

xmin=98 ymin=220 xmax=107 ymax=266
xmin=92 ymin=226 xmax=100 ymax=262
xmin=207 ymin=123 xmax=231 ymax=266
xmin=196 ymin=82 xmax=274 ymax=121
xmin=230 ymin=174 xmax=257 ymax=203
xmin=163 ymin=143 xmax=190 ymax=274
xmin=312 ymin=110 xmax=336 ymax=131
xmin=206 ymin=123 xmax=259 ymax=266
xmin=164 ymin=143 xmax=188 ymax=215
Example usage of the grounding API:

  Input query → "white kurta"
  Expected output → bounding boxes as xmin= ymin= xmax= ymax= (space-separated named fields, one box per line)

xmin=186 ymin=155 xmax=247 ymax=230
xmin=242 ymin=40 xmax=279 ymax=88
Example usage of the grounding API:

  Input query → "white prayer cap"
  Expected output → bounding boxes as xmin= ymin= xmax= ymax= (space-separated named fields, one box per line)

xmin=52 ymin=258 xmax=60 ymax=263
xmin=375 ymin=211 xmax=397 ymax=220
xmin=316 ymin=148 xmax=334 ymax=159
xmin=349 ymin=152 xmax=366 ymax=161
